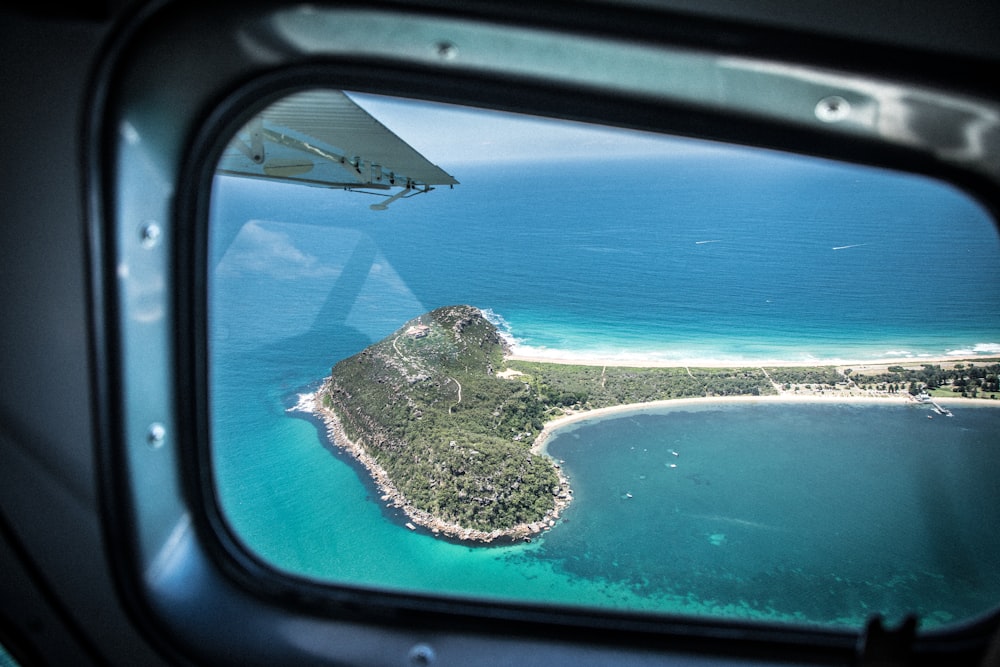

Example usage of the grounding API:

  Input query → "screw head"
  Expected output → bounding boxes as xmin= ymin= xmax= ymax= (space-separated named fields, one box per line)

xmin=408 ymin=643 xmax=435 ymax=666
xmin=435 ymin=41 xmax=458 ymax=60
xmin=815 ymin=95 xmax=851 ymax=122
xmin=140 ymin=221 xmax=162 ymax=248
xmin=147 ymin=423 xmax=166 ymax=448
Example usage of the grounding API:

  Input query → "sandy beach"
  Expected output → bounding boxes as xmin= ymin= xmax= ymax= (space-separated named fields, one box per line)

xmin=528 ymin=392 xmax=997 ymax=455
xmin=506 ymin=352 xmax=997 ymax=372
xmin=518 ymin=354 xmax=999 ymax=454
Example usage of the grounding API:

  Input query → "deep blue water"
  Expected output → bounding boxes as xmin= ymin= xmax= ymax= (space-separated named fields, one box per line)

xmin=208 ymin=151 xmax=1000 ymax=628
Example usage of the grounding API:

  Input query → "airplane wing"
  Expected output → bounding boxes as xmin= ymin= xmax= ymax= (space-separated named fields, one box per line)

xmin=217 ymin=89 xmax=458 ymax=208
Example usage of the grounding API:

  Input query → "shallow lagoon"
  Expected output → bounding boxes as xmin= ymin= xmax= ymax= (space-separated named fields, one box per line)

xmin=540 ymin=401 xmax=1000 ymax=627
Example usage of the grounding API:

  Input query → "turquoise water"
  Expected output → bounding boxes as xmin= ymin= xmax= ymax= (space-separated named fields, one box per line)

xmin=541 ymin=402 xmax=1000 ymax=627
xmin=213 ymin=388 xmax=1000 ymax=627
xmin=209 ymin=148 xmax=1000 ymax=628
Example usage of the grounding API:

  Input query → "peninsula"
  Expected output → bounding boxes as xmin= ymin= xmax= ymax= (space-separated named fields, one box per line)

xmin=311 ymin=305 xmax=999 ymax=543
xmin=314 ymin=305 xmax=570 ymax=543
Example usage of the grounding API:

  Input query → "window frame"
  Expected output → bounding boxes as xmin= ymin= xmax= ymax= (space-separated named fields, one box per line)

xmin=87 ymin=1 xmax=1000 ymax=664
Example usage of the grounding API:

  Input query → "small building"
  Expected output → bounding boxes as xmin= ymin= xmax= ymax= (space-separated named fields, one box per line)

xmin=405 ymin=324 xmax=430 ymax=338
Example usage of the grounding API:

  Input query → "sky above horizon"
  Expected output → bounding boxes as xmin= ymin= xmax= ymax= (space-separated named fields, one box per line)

xmin=348 ymin=91 xmax=735 ymax=167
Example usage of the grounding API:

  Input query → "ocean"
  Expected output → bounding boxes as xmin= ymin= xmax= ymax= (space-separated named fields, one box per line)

xmin=208 ymin=150 xmax=1000 ymax=628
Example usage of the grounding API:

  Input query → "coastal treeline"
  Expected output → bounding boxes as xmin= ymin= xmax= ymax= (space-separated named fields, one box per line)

xmin=506 ymin=362 xmax=776 ymax=409
xmin=763 ymin=367 xmax=843 ymax=387
xmin=848 ymin=362 xmax=1000 ymax=398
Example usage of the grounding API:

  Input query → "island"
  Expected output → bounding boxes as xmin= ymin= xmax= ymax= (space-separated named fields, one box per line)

xmin=309 ymin=304 xmax=999 ymax=543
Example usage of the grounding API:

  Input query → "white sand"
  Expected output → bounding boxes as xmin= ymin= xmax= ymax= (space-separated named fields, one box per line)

xmin=507 ymin=353 xmax=995 ymax=371
xmin=528 ymin=389 xmax=999 ymax=456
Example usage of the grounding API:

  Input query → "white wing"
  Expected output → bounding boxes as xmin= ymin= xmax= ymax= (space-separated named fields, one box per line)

xmin=217 ymin=90 xmax=458 ymax=201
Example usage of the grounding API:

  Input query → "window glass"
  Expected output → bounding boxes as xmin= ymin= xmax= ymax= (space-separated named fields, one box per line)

xmin=209 ymin=90 xmax=1000 ymax=630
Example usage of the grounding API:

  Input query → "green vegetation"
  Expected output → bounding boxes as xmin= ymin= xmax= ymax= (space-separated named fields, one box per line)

xmin=849 ymin=362 xmax=1000 ymax=399
xmin=506 ymin=362 xmax=776 ymax=410
xmin=763 ymin=367 xmax=842 ymax=387
xmin=322 ymin=306 xmax=561 ymax=533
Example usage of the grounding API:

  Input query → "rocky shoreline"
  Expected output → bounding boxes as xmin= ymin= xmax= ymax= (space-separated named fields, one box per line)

xmin=307 ymin=383 xmax=572 ymax=544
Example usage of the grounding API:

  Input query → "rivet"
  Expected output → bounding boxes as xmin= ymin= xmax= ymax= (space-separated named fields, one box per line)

xmin=140 ymin=221 xmax=162 ymax=248
xmin=147 ymin=423 xmax=166 ymax=448
xmin=435 ymin=41 xmax=458 ymax=60
xmin=815 ymin=95 xmax=850 ymax=123
xmin=408 ymin=643 xmax=435 ymax=666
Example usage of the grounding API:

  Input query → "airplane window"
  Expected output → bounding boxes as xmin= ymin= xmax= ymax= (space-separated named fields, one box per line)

xmin=208 ymin=89 xmax=1000 ymax=631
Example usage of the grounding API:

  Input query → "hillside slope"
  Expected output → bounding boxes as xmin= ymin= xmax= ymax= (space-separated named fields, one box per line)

xmin=317 ymin=305 xmax=568 ymax=541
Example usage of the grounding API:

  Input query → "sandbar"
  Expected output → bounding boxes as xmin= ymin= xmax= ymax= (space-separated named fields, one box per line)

xmin=506 ymin=353 xmax=997 ymax=372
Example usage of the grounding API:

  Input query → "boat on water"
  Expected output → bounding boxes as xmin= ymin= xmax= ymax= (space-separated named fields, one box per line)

xmin=932 ymin=403 xmax=953 ymax=417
